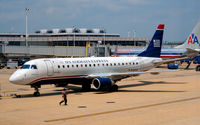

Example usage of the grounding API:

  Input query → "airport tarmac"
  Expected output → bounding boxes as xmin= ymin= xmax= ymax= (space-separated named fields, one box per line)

xmin=0 ymin=64 xmax=200 ymax=125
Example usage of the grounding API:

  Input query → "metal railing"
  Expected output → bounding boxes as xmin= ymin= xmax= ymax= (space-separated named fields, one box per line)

xmin=1 ymin=45 xmax=86 ymax=57
xmin=0 ymin=36 xmax=150 ymax=42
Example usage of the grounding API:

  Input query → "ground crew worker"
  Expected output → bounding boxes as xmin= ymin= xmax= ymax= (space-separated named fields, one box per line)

xmin=59 ymin=89 xmax=68 ymax=105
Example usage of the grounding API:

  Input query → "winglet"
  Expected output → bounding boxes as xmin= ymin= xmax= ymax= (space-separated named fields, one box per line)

xmin=138 ymin=24 xmax=165 ymax=58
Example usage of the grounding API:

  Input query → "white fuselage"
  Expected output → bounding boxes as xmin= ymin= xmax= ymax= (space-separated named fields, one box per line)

xmin=9 ymin=57 xmax=162 ymax=86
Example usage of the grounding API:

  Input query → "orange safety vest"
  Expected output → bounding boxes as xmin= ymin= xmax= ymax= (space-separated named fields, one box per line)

xmin=62 ymin=91 xmax=68 ymax=97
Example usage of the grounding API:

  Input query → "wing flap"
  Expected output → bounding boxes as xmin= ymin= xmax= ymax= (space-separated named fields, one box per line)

xmin=87 ymin=70 xmax=178 ymax=80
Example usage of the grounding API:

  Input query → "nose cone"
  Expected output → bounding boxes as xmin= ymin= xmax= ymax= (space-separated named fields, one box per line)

xmin=9 ymin=73 xmax=24 ymax=85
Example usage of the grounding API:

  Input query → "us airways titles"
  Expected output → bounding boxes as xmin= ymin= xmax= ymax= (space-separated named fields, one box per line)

xmin=64 ymin=59 xmax=109 ymax=64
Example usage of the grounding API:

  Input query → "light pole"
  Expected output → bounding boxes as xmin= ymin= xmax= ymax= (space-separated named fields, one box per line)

xmin=25 ymin=8 xmax=30 ymax=47
xmin=103 ymin=28 xmax=106 ymax=45
xmin=73 ymin=26 xmax=75 ymax=47
xmin=133 ymin=28 xmax=136 ymax=46
xmin=133 ymin=29 xmax=136 ymax=38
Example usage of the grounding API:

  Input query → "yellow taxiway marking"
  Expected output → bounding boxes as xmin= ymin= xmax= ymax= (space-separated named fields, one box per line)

xmin=45 ymin=96 xmax=200 ymax=122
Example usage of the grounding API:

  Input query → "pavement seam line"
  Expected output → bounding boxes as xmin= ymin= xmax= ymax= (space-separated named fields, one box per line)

xmin=44 ymin=96 xmax=200 ymax=122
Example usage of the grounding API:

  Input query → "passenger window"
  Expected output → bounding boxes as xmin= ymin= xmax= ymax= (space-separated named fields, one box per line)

xmin=76 ymin=65 xmax=78 ymax=68
xmin=31 ymin=65 xmax=37 ymax=69
xmin=85 ymin=64 xmax=87 ymax=67
xmin=110 ymin=63 xmax=112 ymax=66
xmin=67 ymin=65 xmax=69 ymax=68
xmin=133 ymin=62 xmax=135 ymax=65
xmin=118 ymin=63 xmax=120 ymax=66
xmin=81 ymin=64 xmax=83 ymax=67
xmin=58 ymin=65 xmax=60 ymax=68
xmin=63 ymin=65 xmax=65 ymax=68
xmin=93 ymin=64 xmax=96 ymax=67
xmin=72 ymin=65 xmax=74 ymax=67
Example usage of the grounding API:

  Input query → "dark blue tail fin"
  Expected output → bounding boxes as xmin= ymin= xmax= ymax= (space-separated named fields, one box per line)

xmin=138 ymin=24 xmax=164 ymax=58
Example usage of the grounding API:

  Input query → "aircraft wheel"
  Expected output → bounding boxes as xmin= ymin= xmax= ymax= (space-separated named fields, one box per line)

xmin=82 ymin=83 xmax=91 ymax=91
xmin=33 ymin=92 xmax=40 ymax=96
xmin=196 ymin=65 xmax=200 ymax=71
xmin=109 ymin=85 xmax=118 ymax=92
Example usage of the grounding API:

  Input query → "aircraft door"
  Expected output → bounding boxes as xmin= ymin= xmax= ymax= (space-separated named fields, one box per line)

xmin=44 ymin=60 xmax=54 ymax=76
xmin=139 ymin=60 xmax=144 ymax=69
xmin=138 ymin=58 xmax=144 ymax=70
xmin=52 ymin=60 xmax=60 ymax=73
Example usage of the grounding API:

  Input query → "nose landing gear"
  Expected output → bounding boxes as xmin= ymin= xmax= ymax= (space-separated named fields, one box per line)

xmin=31 ymin=85 xmax=41 ymax=96
xmin=33 ymin=87 xmax=40 ymax=96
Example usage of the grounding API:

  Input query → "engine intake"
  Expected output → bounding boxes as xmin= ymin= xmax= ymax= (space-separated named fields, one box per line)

xmin=92 ymin=77 xmax=114 ymax=90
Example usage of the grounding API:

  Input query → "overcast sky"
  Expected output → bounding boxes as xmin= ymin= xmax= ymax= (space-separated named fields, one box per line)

xmin=0 ymin=0 xmax=199 ymax=42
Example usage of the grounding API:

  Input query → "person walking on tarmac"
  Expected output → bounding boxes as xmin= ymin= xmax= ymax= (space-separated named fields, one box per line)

xmin=59 ymin=88 xmax=68 ymax=105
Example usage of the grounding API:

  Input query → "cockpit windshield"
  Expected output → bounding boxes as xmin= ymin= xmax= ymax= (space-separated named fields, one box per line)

xmin=20 ymin=64 xmax=37 ymax=69
xmin=20 ymin=64 xmax=30 ymax=69
xmin=31 ymin=65 xmax=37 ymax=69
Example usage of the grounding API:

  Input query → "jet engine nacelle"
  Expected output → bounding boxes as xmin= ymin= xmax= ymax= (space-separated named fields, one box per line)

xmin=92 ymin=77 xmax=114 ymax=90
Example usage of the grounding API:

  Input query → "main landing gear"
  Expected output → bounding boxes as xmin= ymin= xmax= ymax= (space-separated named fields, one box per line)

xmin=196 ymin=65 xmax=200 ymax=71
xmin=109 ymin=85 xmax=118 ymax=92
xmin=31 ymin=85 xmax=41 ymax=96
xmin=82 ymin=83 xmax=91 ymax=91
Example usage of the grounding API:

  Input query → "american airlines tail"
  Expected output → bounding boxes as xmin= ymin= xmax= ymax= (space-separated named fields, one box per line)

xmin=138 ymin=24 xmax=164 ymax=58
xmin=175 ymin=22 xmax=200 ymax=50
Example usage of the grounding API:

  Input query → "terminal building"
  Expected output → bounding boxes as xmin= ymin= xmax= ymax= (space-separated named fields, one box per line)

xmin=0 ymin=28 xmax=150 ymax=62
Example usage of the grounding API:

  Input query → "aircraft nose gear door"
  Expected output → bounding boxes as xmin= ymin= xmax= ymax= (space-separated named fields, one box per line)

xmin=44 ymin=60 xmax=54 ymax=76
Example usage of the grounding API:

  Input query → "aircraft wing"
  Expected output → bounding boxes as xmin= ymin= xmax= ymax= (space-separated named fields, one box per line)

xmin=186 ymin=48 xmax=200 ymax=54
xmin=154 ymin=51 xmax=199 ymax=66
xmin=153 ymin=56 xmax=191 ymax=66
xmin=87 ymin=70 xmax=177 ymax=81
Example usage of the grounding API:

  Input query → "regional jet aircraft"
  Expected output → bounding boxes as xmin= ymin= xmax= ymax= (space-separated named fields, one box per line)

xmin=9 ymin=24 xmax=190 ymax=96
